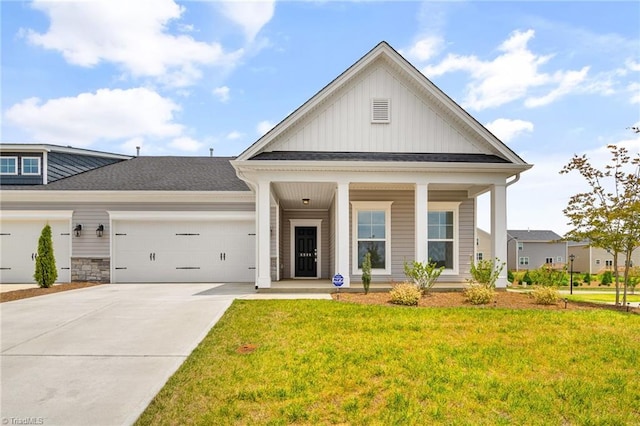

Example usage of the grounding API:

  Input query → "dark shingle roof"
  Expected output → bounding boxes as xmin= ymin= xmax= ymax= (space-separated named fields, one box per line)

xmin=250 ymin=151 xmax=510 ymax=163
xmin=2 ymin=157 xmax=249 ymax=191
xmin=507 ymin=230 xmax=563 ymax=242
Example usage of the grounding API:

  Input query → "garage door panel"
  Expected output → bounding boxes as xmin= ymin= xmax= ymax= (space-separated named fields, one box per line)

xmin=0 ymin=220 xmax=70 ymax=283
xmin=112 ymin=218 xmax=254 ymax=283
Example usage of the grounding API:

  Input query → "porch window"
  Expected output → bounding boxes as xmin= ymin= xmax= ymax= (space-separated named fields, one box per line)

xmin=428 ymin=202 xmax=459 ymax=274
xmin=351 ymin=201 xmax=392 ymax=275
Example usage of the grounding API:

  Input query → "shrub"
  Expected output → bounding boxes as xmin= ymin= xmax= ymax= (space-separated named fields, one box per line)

xmin=583 ymin=273 xmax=592 ymax=284
xmin=464 ymin=284 xmax=495 ymax=305
xmin=601 ymin=271 xmax=613 ymax=286
xmin=529 ymin=266 xmax=566 ymax=287
xmin=34 ymin=223 xmax=57 ymax=288
xmin=507 ymin=270 xmax=515 ymax=284
xmin=361 ymin=252 xmax=371 ymax=295
xmin=403 ymin=259 xmax=444 ymax=295
xmin=531 ymin=286 xmax=560 ymax=305
xmin=469 ymin=258 xmax=505 ymax=289
xmin=523 ymin=271 xmax=533 ymax=285
xmin=389 ymin=282 xmax=422 ymax=306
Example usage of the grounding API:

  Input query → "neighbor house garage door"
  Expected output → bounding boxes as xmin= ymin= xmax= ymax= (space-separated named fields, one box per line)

xmin=111 ymin=213 xmax=255 ymax=283
xmin=0 ymin=211 xmax=72 ymax=283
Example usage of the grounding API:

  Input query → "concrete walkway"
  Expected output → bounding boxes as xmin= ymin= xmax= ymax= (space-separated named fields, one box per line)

xmin=1 ymin=283 xmax=330 ymax=426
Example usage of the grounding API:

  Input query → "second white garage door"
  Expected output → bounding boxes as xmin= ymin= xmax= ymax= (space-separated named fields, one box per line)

xmin=112 ymin=218 xmax=255 ymax=283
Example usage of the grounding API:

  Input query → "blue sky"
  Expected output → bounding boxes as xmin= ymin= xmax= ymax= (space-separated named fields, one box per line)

xmin=2 ymin=1 xmax=639 ymax=235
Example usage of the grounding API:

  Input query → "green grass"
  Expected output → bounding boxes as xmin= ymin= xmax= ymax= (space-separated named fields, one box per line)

xmin=567 ymin=293 xmax=640 ymax=304
xmin=136 ymin=300 xmax=640 ymax=425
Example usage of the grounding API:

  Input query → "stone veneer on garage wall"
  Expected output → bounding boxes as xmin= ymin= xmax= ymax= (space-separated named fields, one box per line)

xmin=71 ymin=258 xmax=110 ymax=283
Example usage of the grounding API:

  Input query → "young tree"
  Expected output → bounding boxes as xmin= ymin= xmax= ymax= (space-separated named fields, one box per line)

xmin=34 ymin=223 xmax=58 ymax=288
xmin=560 ymin=144 xmax=640 ymax=305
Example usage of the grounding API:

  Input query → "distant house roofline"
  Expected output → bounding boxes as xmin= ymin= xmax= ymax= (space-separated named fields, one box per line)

xmin=0 ymin=143 xmax=132 ymax=160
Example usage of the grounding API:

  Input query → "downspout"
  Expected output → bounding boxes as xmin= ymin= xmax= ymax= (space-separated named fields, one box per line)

xmin=506 ymin=173 xmax=521 ymax=188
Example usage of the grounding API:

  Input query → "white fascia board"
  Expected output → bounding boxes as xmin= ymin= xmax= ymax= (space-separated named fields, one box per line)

xmin=235 ymin=160 xmax=531 ymax=176
xmin=108 ymin=211 xmax=255 ymax=221
xmin=0 ymin=190 xmax=254 ymax=203
xmin=0 ymin=210 xmax=74 ymax=220
xmin=0 ymin=143 xmax=132 ymax=160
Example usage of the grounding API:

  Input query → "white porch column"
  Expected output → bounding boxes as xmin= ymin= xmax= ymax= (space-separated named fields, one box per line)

xmin=335 ymin=182 xmax=351 ymax=287
xmin=415 ymin=183 xmax=428 ymax=263
xmin=491 ymin=184 xmax=508 ymax=288
xmin=256 ymin=180 xmax=271 ymax=288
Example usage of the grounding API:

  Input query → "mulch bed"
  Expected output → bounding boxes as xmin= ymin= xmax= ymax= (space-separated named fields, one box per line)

xmin=0 ymin=282 xmax=102 ymax=303
xmin=332 ymin=290 xmax=640 ymax=313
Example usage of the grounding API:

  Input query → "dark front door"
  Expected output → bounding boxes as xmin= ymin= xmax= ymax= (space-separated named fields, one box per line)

xmin=295 ymin=227 xmax=317 ymax=277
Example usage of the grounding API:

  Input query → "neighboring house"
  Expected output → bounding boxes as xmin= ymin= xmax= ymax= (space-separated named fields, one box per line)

xmin=476 ymin=228 xmax=492 ymax=262
xmin=0 ymin=41 xmax=531 ymax=288
xmin=507 ymin=230 xmax=566 ymax=271
xmin=1 ymin=144 xmax=131 ymax=186
xmin=568 ymin=241 xmax=640 ymax=274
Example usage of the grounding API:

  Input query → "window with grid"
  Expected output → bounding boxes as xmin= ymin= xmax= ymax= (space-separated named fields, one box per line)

xmin=1 ymin=157 xmax=17 ymax=175
xmin=351 ymin=201 xmax=392 ymax=274
xmin=21 ymin=157 xmax=41 ymax=175
xmin=428 ymin=210 xmax=455 ymax=270
xmin=519 ymin=257 xmax=530 ymax=266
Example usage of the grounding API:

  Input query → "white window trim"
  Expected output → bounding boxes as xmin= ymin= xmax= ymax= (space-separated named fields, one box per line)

xmin=351 ymin=201 xmax=393 ymax=275
xmin=1 ymin=156 xmax=18 ymax=175
xmin=289 ymin=219 xmax=322 ymax=279
xmin=519 ymin=256 xmax=530 ymax=266
xmin=21 ymin=156 xmax=41 ymax=176
xmin=428 ymin=202 xmax=460 ymax=275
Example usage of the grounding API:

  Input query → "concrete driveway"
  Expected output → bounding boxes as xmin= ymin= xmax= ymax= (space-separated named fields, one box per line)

xmin=0 ymin=283 xmax=260 ymax=426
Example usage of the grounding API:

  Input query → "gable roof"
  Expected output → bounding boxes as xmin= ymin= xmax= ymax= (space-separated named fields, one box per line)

xmin=0 ymin=143 xmax=132 ymax=160
xmin=1 ymin=157 xmax=250 ymax=191
xmin=237 ymin=41 xmax=530 ymax=168
xmin=507 ymin=230 xmax=563 ymax=242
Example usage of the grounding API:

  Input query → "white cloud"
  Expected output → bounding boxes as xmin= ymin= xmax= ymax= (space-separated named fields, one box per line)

xmin=628 ymin=82 xmax=640 ymax=104
xmin=403 ymin=36 xmax=444 ymax=62
xmin=26 ymin=0 xmax=242 ymax=87
xmin=227 ymin=131 xmax=243 ymax=140
xmin=169 ymin=136 xmax=203 ymax=152
xmin=525 ymin=66 xmax=590 ymax=107
xmin=213 ymin=86 xmax=231 ymax=103
xmin=218 ymin=1 xmax=275 ymax=42
xmin=4 ymin=88 xmax=183 ymax=146
xmin=257 ymin=120 xmax=274 ymax=136
xmin=627 ymin=59 xmax=640 ymax=72
xmin=423 ymin=29 xmax=591 ymax=111
xmin=485 ymin=118 xmax=534 ymax=142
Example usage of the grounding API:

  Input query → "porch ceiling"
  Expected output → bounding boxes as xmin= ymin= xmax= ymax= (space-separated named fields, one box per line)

xmin=272 ymin=182 xmax=336 ymax=210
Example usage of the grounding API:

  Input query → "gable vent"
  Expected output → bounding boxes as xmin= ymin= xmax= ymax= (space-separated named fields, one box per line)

xmin=371 ymin=98 xmax=390 ymax=123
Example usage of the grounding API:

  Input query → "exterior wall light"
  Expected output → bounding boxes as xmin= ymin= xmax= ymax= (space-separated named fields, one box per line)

xmin=302 ymin=198 xmax=310 ymax=205
xmin=74 ymin=224 xmax=82 ymax=237
xmin=96 ymin=224 xmax=104 ymax=237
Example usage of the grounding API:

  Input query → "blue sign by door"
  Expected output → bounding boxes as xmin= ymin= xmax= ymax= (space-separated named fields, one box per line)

xmin=332 ymin=274 xmax=344 ymax=287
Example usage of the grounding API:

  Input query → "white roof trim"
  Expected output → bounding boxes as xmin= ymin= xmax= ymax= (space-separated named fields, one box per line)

xmin=0 ymin=210 xmax=74 ymax=220
xmin=0 ymin=143 xmax=132 ymax=160
xmin=108 ymin=211 xmax=255 ymax=221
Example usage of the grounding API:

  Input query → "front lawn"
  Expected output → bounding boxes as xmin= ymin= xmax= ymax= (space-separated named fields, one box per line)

xmin=567 ymin=293 xmax=640 ymax=304
xmin=137 ymin=300 xmax=640 ymax=425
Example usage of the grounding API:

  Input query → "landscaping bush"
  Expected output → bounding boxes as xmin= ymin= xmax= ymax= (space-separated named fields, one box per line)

xmin=469 ymin=258 xmax=504 ymax=288
xmin=522 ymin=271 xmax=533 ymax=286
xmin=600 ymin=271 xmax=613 ymax=286
xmin=361 ymin=252 xmax=371 ymax=295
xmin=531 ymin=286 xmax=560 ymax=305
xmin=389 ymin=282 xmax=422 ymax=306
xmin=464 ymin=284 xmax=495 ymax=305
xmin=403 ymin=259 xmax=444 ymax=295
xmin=507 ymin=270 xmax=514 ymax=284
xmin=583 ymin=273 xmax=592 ymax=284
xmin=529 ymin=266 xmax=566 ymax=287
xmin=34 ymin=223 xmax=57 ymax=288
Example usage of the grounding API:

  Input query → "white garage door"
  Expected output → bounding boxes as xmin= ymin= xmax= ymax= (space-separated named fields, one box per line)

xmin=112 ymin=218 xmax=255 ymax=283
xmin=0 ymin=217 xmax=71 ymax=284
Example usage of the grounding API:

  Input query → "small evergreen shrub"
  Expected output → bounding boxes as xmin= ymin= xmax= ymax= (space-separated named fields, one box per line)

xmin=507 ymin=270 xmax=515 ymax=284
xmin=600 ymin=271 xmax=612 ymax=286
xmin=464 ymin=284 xmax=495 ymax=305
xmin=34 ymin=223 xmax=57 ymax=288
xmin=523 ymin=271 xmax=533 ymax=285
xmin=361 ymin=252 xmax=372 ymax=295
xmin=583 ymin=273 xmax=592 ymax=284
xmin=531 ymin=286 xmax=560 ymax=305
xmin=389 ymin=282 xmax=422 ymax=306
